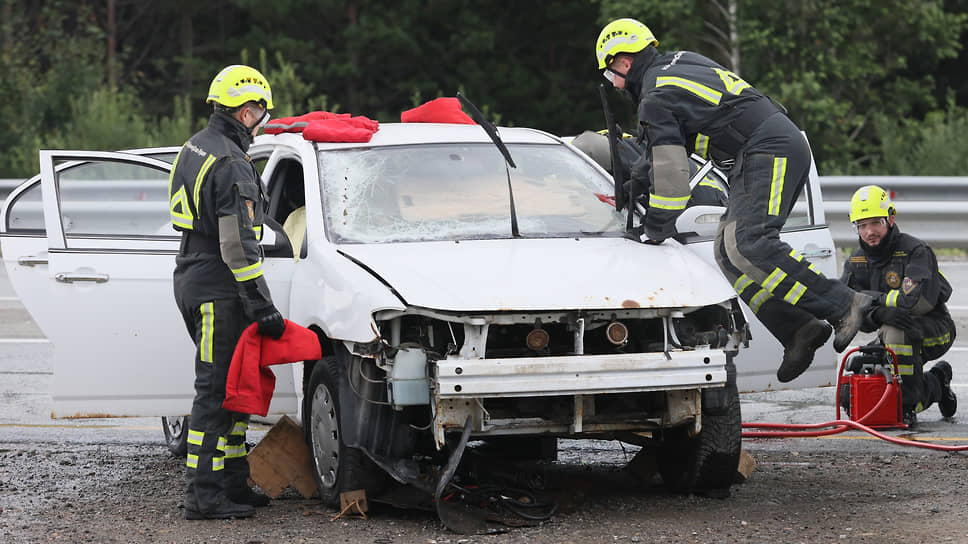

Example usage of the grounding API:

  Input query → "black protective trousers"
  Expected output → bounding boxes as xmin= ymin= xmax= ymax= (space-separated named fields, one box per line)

xmin=877 ymin=313 xmax=956 ymax=413
xmin=175 ymin=295 xmax=251 ymax=513
xmin=714 ymin=113 xmax=857 ymax=348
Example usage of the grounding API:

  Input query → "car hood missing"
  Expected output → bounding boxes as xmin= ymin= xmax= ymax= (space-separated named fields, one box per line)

xmin=338 ymin=237 xmax=735 ymax=312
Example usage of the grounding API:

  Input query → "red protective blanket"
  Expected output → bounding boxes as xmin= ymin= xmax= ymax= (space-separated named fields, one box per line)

xmin=401 ymin=97 xmax=475 ymax=124
xmin=223 ymin=320 xmax=322 ymax=417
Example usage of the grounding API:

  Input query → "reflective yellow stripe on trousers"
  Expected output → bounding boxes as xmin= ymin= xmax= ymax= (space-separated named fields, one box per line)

xmin=768 ymin=157 xmax=787 ymax=216
xmin=200 ymin=302 xmax=214 ymax=363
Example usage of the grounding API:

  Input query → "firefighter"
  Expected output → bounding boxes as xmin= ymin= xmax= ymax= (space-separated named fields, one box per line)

xmin=595 ymin=18 xmax=871 ymax=383
xmin=840 ymin=185 xmax=957 ymax=426
xmin=169 ymin=64 xmax=286 ymax=520
xmin=571 ymin=129 xmax=728 ymax=208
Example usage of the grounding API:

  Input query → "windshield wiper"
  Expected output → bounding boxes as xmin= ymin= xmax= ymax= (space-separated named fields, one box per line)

xmin=456 ymin=92 xmax=520 ymax=238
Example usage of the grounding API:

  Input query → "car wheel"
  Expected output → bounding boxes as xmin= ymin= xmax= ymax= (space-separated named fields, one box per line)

xmin=657 ymin=358 xmax=741 ymax=496
xmin=304 ymin=354 xmax=388 ymax=507
xmin=161 ymin=415 xmax=189 ymax=457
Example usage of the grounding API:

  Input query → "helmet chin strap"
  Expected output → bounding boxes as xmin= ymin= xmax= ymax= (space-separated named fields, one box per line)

xmin=606 ymin=66 xmax=629 ymax=80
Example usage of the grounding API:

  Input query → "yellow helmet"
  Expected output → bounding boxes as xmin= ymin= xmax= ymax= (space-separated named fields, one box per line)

xmin=206 ymin=65 xmax=274 ymax=110
xmin=596 ymin=18 xmax=658 ymax=69
xmin=849 ymin=185 xmax=896 ymax=223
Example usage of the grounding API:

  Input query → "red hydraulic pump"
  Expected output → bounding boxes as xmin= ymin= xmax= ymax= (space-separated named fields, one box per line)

xmin=837 ymin=345 xmax=904 ymax=429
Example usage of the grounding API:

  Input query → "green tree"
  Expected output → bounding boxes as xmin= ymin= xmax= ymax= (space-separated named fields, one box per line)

xmin=597 ymin=0 xmax=967 ymax=174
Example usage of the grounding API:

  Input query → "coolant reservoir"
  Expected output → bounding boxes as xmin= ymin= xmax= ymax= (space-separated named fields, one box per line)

xmin=389 ymin=347 xmax=430 ymax=406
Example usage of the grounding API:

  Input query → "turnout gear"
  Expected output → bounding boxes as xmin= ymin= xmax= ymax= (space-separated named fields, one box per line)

xmin=184 ymin=493 xmax=255 ymax=520
xmin=849 ymin=184 xmax=895 ymax=223
xmin=930 ymin=361 xmax=957 ymax=418
xmin=171 ymin=72 xmax=281 ymax=517
xmin=777 ymin=319 xmax=832 ymax=383
xmin=207 ymin=64 xmax=274 ymax=110
xmin=596 ymin=18 xmax=658 ymax=69
xmin=869 ymin=305 xmax=916 ymax=331
xmin=595 ymin=19 xmax=863 ymax=376
xmin=255 ymin=304 xmax=285 ymax=339
xmin=840 ymin=223 xmax=956 ymax=416
xmin=832 ymin=291 xmax=873 ymax=352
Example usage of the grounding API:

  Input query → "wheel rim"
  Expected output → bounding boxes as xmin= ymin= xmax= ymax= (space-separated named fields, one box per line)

xmin=164 ymin=416 xmax=185 ymax=439
xmin=310 ymin=383 xmax=340 ymax=489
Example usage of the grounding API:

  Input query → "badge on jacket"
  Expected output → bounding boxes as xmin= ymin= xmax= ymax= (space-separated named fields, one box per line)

xmin=902 ymin=277 xmax=916 ymax=294
xmin=885 ymin=271 xmax=900 ymax=288
xmin=246 ymin=200 xmax=255 ymax=222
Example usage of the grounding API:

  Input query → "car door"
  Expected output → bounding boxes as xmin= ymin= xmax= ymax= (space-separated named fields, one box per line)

xmin=2 ymin=149 xmax=296 ymax=418
xmin=682 ymin=151 xmax=839 ymax=392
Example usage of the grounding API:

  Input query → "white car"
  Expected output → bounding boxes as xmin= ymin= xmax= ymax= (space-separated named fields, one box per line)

xmin=0 ymin=121 xmax=838 ymax=505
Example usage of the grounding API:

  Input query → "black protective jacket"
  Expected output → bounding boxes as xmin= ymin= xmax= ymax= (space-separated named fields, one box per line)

xmin=840 ymin=226 xmax=952 ymax=319
xmin=169 ymin=112 xmax=274 ymax=315
xmin=624 ymin=47 xmax=780 ymax=238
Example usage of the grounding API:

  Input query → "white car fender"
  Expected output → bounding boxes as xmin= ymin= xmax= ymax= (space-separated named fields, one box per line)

xmin=287 ymin=244 xmax=404 ymax=345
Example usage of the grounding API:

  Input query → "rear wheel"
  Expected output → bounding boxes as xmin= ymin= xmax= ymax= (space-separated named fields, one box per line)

xmin=161 ymin=416 xmax=189 ymax=457
xmin=305 ymin=355 xmax=388 ymax=507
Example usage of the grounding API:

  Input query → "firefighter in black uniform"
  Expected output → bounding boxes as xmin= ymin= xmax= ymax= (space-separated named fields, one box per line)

xmin=595 ymin=18 xmax=872 ymax=383
xmin=840 ymin=185 xmax=957 ymax=426
xmin=571 ymin=129 xmax=728 ymax=208
xmin=169 ymin=64 xmax=286 ymax=520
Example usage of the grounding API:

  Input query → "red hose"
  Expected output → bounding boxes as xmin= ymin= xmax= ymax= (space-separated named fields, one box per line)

xmin=741 ymin=348 xmax=968 ymax=452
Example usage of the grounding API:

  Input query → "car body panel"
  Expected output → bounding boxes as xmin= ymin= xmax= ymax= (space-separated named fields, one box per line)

xmin=337 ymin=237 xmax=736 ymax=312
xmin=1 ymin=150 xmax=297 ymax=417
xmin=0 ymin=124 xmax=838 ymax=421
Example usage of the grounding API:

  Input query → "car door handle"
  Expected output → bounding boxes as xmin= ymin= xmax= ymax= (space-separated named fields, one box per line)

xmin=800 ymin=248 xmax=832 ymax=258
xmin=55 ymin=272 xmax=110 ymax=284
xmin=17 ymin=256 xmax=49 ymax=267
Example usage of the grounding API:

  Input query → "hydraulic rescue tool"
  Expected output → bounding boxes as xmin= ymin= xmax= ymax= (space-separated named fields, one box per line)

xmin=837 ymin=346 xmax=904 ymax=429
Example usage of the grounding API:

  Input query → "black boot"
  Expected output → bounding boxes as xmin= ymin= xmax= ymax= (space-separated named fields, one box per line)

xmin=184 ymin=494 xmax=255 ymax=520
xmin=902 ymin=409 xmax=918 ymax=428
xmin=229 ymin=487 xmax=271 ymax=507
xmin=931 ymin=360 xmax=957 ymax=418
xmin=832 ymin=292 xmax=873 ymax=352
xmin=777 ymin=319 xmax=832 ymax=383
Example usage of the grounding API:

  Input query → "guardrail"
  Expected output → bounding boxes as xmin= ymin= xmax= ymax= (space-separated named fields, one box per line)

xmin=819 ymin=176 xmax=968 ymax=249
xmin=2 ymin=176 xmax=966 ymax=248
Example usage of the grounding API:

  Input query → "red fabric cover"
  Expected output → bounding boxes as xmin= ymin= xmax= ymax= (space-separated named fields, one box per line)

xmin=264 ymin=111 xmax=351 ymax=134
xmin=223 ymin=320 xmax=322 ymax=417
xmin=401 ymin=97 xmax=475 ymax=124
xmin=302 ymin=118 xmax=378 ymax=143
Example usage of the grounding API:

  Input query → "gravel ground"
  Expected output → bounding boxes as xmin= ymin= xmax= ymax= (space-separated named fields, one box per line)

xmin=1 ymin=436 xmax=966 ymax=544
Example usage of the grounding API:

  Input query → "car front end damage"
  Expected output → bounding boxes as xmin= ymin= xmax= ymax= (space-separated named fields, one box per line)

xmin=363 ymin=302 xmax=746 ymax=450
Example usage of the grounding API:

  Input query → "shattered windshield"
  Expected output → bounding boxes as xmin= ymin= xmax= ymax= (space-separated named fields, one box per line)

xmin=318 ymin=143 xmax=624 ymax=243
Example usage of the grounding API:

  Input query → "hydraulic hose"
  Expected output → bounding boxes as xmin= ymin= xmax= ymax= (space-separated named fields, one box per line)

xmin=741 ymin=347 xmax=968 ymax=452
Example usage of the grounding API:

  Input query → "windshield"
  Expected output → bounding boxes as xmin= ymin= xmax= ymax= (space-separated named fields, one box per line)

xmin=318 ymin=143 xmax=623 ymax=243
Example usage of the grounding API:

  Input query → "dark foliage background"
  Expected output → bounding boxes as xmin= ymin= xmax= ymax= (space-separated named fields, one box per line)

xmin=2 ymin=0 xmax=966 ymax=176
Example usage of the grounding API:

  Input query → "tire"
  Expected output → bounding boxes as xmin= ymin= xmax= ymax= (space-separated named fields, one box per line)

xmin=657 ymin=359 xmax=741 ymax=496
xmin=304 ymin=354 xmax=388 ymax=507
xmin=161 ymin=416 xmax=189 ymax=457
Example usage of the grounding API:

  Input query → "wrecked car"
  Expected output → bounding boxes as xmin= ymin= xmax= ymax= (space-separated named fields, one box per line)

xmin=0 ymin=115 xmax=839 ymax=514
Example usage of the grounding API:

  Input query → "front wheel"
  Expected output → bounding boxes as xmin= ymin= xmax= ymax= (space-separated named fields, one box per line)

xmin=161 ymin=415 xmax=189 ymax=457
xmin=657 ymin=359 xmax=741 ymax=496
xmin=304 ymin=355 xmax=388 ymax=507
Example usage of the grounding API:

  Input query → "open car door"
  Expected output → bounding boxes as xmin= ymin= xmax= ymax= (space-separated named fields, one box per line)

xmin=2 ymin=150 xmax=296 ymax=418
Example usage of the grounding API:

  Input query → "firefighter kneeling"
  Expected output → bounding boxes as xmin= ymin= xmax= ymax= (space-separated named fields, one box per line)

xmin=840 ymin=185 xmax=957 ymax=426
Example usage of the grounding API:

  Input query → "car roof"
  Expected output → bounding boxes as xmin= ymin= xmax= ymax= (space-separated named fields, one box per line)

xmin=255 ymin=123 xmax=564 ymax=150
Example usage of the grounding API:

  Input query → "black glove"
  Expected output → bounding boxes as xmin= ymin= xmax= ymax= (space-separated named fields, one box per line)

xmin=644 ymin=211 xmax=675 ymax=244
xmin=254 ymin=304 xmax=286 ymax=339
xmin=870 ymin=306 xmax=916 ymax=331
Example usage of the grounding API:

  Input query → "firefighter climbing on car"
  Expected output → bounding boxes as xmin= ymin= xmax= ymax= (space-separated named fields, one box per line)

xmin=595 ymin=17 xmax=873 ymax=383
xmin=168 ymin=64 xmax=286 ymax=520
xmin=840 ymin=185 xmax=957 ymax=426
